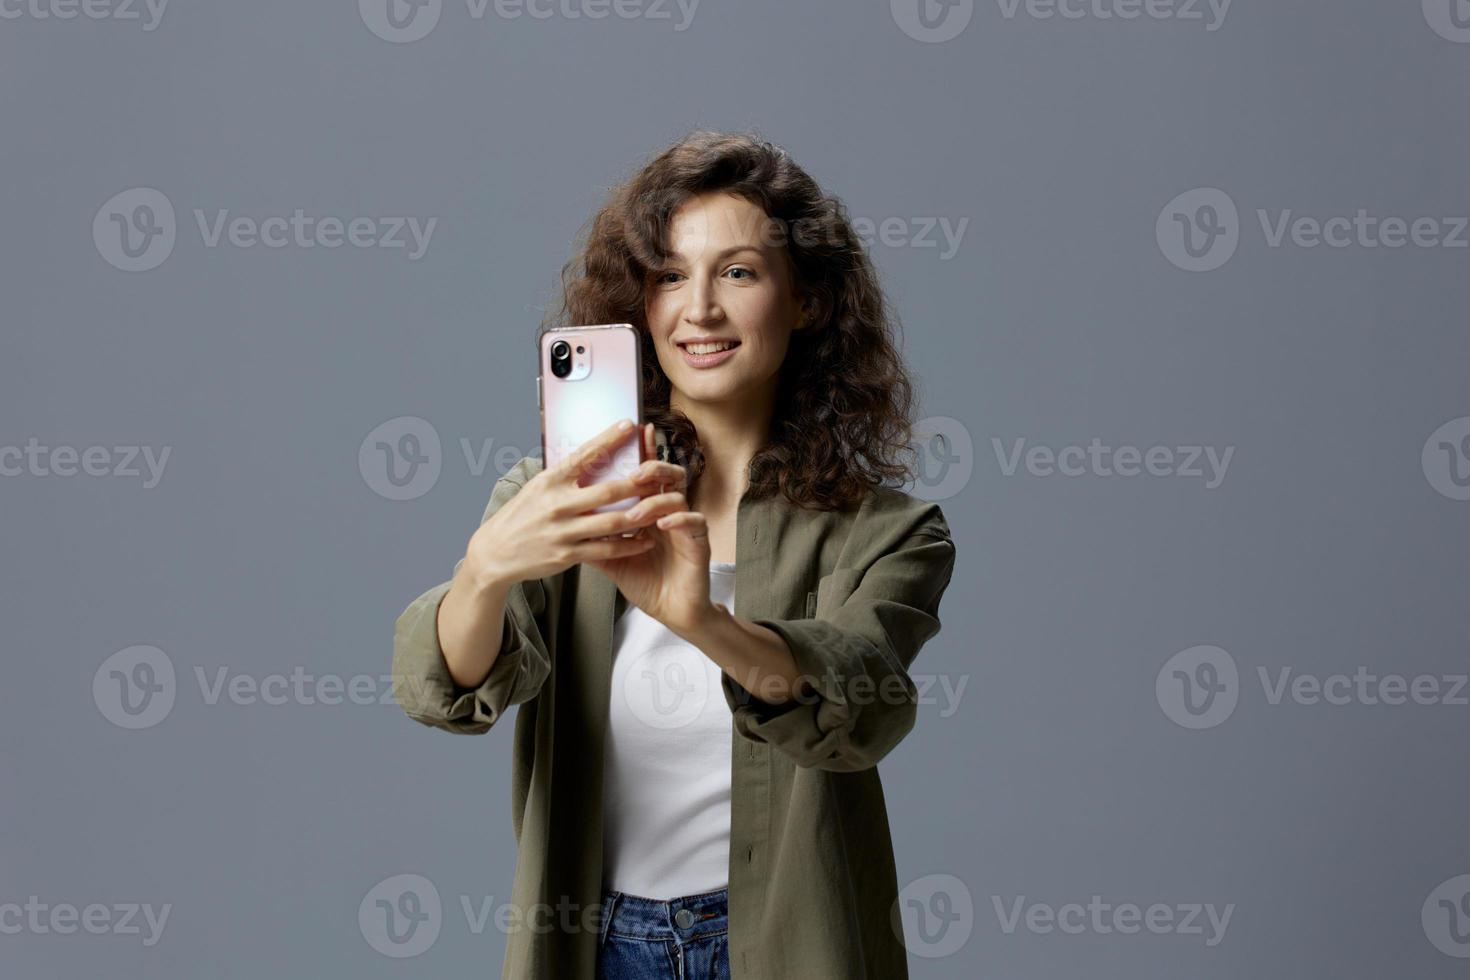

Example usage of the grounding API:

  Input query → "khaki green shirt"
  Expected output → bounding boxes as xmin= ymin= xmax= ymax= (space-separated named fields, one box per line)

xmin=393 ymin=456 xmax=957 ymax=979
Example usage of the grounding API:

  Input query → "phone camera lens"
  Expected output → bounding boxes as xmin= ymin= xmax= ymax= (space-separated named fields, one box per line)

xmin=550 ymin=340 xmax=572 ymax=378
xmin=575 ymin=345 xmax=585 ymax=354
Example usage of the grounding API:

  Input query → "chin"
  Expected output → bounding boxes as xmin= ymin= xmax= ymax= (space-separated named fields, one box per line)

xmin=672 ymin=378 xmax=743 ymax=404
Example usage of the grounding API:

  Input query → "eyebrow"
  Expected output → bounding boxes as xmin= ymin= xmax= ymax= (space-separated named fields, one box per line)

xmin=660 ymin=244 xmax=765 ymax=264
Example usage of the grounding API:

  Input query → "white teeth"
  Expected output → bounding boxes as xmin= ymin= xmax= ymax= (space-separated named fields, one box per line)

xmin=685 ymin=341 xmax=735 ymax=355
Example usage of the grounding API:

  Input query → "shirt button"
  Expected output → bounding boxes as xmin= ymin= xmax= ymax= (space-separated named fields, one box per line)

xmin=674 ymin=909 xmax=695 ymax=929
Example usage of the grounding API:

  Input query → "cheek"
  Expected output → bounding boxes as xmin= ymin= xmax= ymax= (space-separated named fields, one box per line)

xmin=746 ymin=318 xmax=794 ymax=363
xmin=643 ymin=296 xmax=670 ymax=337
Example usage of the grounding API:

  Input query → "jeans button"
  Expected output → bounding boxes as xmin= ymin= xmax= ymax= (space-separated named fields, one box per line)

xmin=674 ymin=909 xmax=695 ymax=929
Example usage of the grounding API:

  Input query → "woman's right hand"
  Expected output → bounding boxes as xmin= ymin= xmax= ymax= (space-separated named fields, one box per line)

xmin=458 ymin=420 xmax=689 ymax=591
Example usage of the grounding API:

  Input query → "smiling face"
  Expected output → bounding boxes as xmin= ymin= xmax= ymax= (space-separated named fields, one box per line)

xmin=643 ymin=191 xmax=808 ymax=414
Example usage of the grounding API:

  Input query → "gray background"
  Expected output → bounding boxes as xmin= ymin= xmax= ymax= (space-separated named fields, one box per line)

xmin=4 ymin=0 xmax=1470 ymax=976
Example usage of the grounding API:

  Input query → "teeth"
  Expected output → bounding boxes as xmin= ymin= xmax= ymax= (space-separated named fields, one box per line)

xmin=685 ymin=341 xmax=735 ymax=355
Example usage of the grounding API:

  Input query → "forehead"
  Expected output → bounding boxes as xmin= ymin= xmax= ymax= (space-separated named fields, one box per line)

xmin=664 ymin=192 xmax=779 ymax=257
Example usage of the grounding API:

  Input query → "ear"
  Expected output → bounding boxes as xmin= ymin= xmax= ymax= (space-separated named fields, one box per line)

xmin=793 ymin=298 xmax=814 ymax=331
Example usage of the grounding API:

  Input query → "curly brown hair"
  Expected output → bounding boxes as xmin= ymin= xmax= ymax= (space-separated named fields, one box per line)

xmin=541 ymin=130 xmax=917 ymax=511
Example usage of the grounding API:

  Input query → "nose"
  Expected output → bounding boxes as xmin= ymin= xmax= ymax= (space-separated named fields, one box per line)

xmin=682 ymin=276 xmax=724 ymax=327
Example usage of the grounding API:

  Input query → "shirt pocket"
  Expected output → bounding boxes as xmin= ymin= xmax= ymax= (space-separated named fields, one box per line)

xmin=813 ymin=568 xmax=865 ymax=619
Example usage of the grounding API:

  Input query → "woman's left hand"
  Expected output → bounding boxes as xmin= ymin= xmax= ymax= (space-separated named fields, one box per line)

xmin=589 ymin=425 xmax=716 ymax=638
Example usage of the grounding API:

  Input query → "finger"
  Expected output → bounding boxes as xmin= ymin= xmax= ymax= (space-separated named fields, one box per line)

xmin=622 ymin=491 xmax=689 ymax=524
xmin=643 ymin=422 xmax=655 ymax=463
xmin=656 ymin=511 xmax=712 ymax=557
xmin=569 ymin=487 xmax=689 ymax=538
xmin=563 ymin=490 xmax=686 ymax=536
xmin=565 ymin=506 xmax=656 ymax=541
xmin=568 ymin=534 xmax=656 ymax=563
xmin=550 ymin=419 xmax=637 ymax=483
xmin=655 ymin=510 xmax=707 ymax=537
xmin=565 ymin=468 xmax=682 ymax=514
xmin=629 ymin=459 xmax=686 ymax=488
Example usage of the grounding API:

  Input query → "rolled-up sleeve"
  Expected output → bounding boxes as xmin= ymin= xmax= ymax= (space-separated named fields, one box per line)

xmin=391 ymin=464 xmax=552 ymax=735
xmin=721 ymin=506 xmax=957 ymax=772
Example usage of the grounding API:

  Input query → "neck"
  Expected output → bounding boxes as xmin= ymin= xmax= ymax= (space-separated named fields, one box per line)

xmin=671 ymin=385 xmax=776 ymax=511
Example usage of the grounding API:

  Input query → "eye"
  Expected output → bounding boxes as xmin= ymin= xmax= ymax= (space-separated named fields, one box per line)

xmin=653 ymin=270 xmax=684 ymax=285
xmin=725 ymin=266 xmax=755 ymax=281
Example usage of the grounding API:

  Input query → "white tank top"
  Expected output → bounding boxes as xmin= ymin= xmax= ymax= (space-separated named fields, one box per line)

xmin=600 ymin=562 xmax=737 ymax=899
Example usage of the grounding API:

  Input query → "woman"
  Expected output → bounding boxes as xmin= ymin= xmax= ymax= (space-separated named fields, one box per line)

xmin=393 ymin=131 xmax=958 ymax=979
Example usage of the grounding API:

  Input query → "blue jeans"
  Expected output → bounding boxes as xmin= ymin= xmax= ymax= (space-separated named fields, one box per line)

xmin=596 ymin=886 xmax=731 ymax=980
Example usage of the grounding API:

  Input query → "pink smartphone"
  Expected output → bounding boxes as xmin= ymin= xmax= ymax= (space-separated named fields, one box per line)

xmin=538 ymin=323 xmax=644 ymax=513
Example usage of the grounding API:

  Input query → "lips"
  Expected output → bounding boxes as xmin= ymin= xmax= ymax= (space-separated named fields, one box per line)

xmin=675 ymin=337 xmax=741 ymax=369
